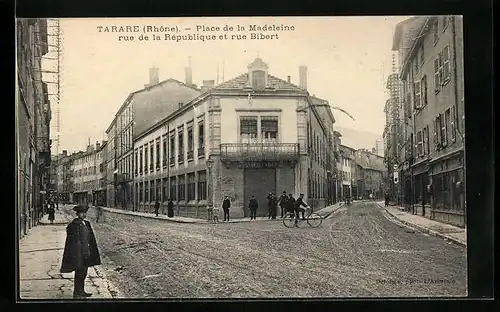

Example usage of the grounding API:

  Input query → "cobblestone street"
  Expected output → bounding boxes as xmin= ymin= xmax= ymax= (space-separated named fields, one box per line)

xmin=78 ymin=201 xmax=467 ymax=298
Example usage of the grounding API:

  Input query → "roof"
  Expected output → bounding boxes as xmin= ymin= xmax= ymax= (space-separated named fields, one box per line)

xmin=214 ymin=73 xmax=305 ymax=93
xmin=309 ymin=95 xmax=336 ymax=124
xmin=392 ymin=17 xmax=420 ymax=51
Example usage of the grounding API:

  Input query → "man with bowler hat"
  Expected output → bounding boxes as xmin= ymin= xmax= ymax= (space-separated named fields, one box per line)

xmin=60 ymin=205 xmax=101 ymax=299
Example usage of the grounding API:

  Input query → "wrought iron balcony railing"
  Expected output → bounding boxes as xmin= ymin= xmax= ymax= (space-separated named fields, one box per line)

xmin=220 ymin=143 xmax=300 ymax=162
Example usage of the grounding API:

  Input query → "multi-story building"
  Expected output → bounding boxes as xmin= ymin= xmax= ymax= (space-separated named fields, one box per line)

xmin=112 ymin=65 xmax=202 ymax=210
xmin=16 ymin=18 xmax=51 ymax=238
xmin=338 ymin=144 xmax=355 ymax=201
xmin=71 ymin=142 xmax=106 ymax=205
xmin=105 ymin=118 xmax=117 ymax=207
xmin=133 ymin=58 xmax=336 ymax=218
xmin=396 ymin=16 xmax=465 ymax=227
xmin=355 ymin=149 xmax=387 ymax=199
xmin=53 ymin=150 xmax=74 ymax=204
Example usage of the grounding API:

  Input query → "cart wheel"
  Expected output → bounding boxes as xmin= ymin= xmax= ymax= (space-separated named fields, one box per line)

xmin=282 ymin=213 xmax=296 ymax=228
xmin=307 ymin=213 xmax=323 ymax=228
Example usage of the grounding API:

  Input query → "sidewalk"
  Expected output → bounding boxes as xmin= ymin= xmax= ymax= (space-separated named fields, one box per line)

xmin=375 ymin=201 xmax=467 ymax=247
xmin=19 ymin=209 xmax=119 ymax=300
xmin=100 ymin=202 xmax=344 ymax=224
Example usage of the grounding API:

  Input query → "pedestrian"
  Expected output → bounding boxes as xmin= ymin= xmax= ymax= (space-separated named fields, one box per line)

xmin=286 ymin=193 xmax=296 ymax=217
xmin=271 ymin=193 xmax=278 ymax=219
xmin=167 ymin=198 xmax=174 ymax=218
xmin=222 ymin=195 xmax=231 ymax=222
xmin=249 ymin=195 xmax=258 ymax=220
xmin=154 ymin=200 xmax=160 ymax=217
xmin=60 ymin=205 xmax=101 ymax=299
xmin=95 ymin=205 xmax=103 ymax=223
xmin=278 ymin=191 xmax=288 ymax=218
xmin=47 ymin=204 xmax=55 ymax=224
xmin=267 ymin=193 xmax=277 ymax=219
xmin=384 ymin=193 xmax=389 ymax=207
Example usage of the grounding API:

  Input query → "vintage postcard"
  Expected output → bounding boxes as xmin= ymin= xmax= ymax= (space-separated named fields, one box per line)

xmin=16 ymin=16 xmax=467 ymax=300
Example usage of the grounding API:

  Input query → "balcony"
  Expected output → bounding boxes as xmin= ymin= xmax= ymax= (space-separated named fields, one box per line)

xmin=220 ymin=143 xmax=300 ymax=162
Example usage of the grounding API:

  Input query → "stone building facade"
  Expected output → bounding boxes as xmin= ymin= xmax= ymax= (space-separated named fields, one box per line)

xmin=395 ymin=16 xmax=465 ymax=227
xmin=71 ymin=142 xmax=106 ymax=205
xmin=16 ymin=18 xmax=51 ymax=238
xmin=133 ymin=58 xmax=337 ymax=218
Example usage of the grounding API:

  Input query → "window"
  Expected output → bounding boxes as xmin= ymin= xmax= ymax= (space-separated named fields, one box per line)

xmin=170 ymin=135 xmax=175 ymax=165
xmin=240 ymin=117 xmax=258 ymax=143
xmin=261 ymin=116 xmax=278 ymax=142
xmin=414 ymin=81 xmax=421 ymax=109
xmin=416 ymin=130 xmax=423 ymax=157
xmin=187 ymin=126 xmax=194 ymax=160
xmin=178 ymin=130 xmax=184 ymax=163
xmin=252 ymin=70 xmax=266 ymax=89
xmin=198 ymin=120 xmax=205 ymax=158
xmin=150 ymin=143 xmax=154 ymax=171
xmin=150 ymin=181 xmax=155 ymax=201
xmin=162 ymin=136 xmax=167 ymax=167
xmin=420 ymin=45 xmax=425 ymax=65
xmin=139 ymin=148 xmax=143 ymax=174
xmin=442 ymin=16 xmax=449 ymax=31
xmin=144 ymin=145 xmax=148 ymax=173
xmin=450 ymin=106 xmax=457 ymax=143
xmin=442 ymin=46 xmax=451 ymax=83
xmin=178 ymin=175 xmax=185 ymax=200
xmin=156 ymin=179 xmax=161 ymax=201
xmin=170 ymin=177 xmax=176 ymax=200
xmin=421 ymin=75 xmax=428 ymax=107
xmin=424 ymin=126 xmax=430 ymax=155
xmin=155 ymin=139 xmax=160 ymax=169
xmin=145 ymin=181 xmax=149 ymax=202
xmin=162 ymin=178 xmax=168 ymax=202
xmin=187 ymin=173 xmax=195 ymax=201
xmin=433 ymin=20 xmax=439 ymax=44
xmin=444 ymin=109 xmax=450 ymax=146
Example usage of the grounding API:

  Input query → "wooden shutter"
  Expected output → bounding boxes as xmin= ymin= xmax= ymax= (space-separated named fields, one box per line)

xmin=451 ymin=106 xmax=457 ymax=142
xmin=434 ymin=58 xmax=440 ymax=91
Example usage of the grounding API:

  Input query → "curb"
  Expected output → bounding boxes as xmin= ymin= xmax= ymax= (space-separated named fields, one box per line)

xmin=100 ymin=207 xmax=278 ymax=224
xmin=320 ymin=203 xmax=344 ymax=219
xmin=376 ymin=203 xmax=466 ymax=248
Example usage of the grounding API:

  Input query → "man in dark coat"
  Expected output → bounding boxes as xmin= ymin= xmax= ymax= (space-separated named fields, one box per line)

xmin=286 ymin=193 xmax=296 ymax=215
xmin=278 ymin=191 xmax=288 ymax=218
xmin=222 ymin=195 xmax=231 ymax=222
xmin=167 ymin=199 xmax=174 ymax=218
xmin=60 ymin=205 xmax=101 ymax=299
xmin=154 ymin=200 xmax=160 ymax=217
xmin=267 ymin=193 xmax=278 ymax=219
xmin=248 ymin=195 xmax=259 ymax=220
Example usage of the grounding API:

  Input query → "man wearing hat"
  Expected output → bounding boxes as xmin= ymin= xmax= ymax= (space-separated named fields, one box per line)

xmin=60 ymin=205 xmax=102 ymax=299
xmin=278 ymin=191 xmax=288 ymax=218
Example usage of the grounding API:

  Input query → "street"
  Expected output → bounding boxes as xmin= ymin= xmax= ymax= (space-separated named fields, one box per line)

xmin=63 ymin=201 xmax=467 ymax=298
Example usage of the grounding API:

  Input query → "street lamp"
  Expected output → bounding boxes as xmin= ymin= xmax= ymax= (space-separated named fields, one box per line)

xmin=206 ymin=157 xmax=214 ymax=211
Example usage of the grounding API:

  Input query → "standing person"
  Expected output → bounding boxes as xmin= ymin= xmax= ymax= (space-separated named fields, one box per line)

xmin=286 ymin=193 xmax=296 ymax=215
xmin=295 ymin=193 xmax=308 ymax=220
xmin=167 ymin=198 xmax=174 ymax=218
xmin=95 ymin=205 xmax=103 ymax=223
xmin=267 ymin=193 xmax=274 ymax=219
xmin=278 ymin=191 xmax=288 ymax=218
xmin=47 ymin=203 xmax=55 ymax=225
xmin=384 ymin=193 xmax=389 ymax=207
xmin=222 ymin=195 xmax=231 ymax=222
xmin=154 ymin=200 xmax=160 ymax=217
xmin=270 ymin=193 xmax=278 ymax=219
xmin=248 ymin=195 xmax=259 ymax=220
xmin=60 ymin=205 xmax=101 ymax=299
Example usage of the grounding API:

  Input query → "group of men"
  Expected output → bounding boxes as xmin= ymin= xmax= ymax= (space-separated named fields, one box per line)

xmin=266 ymin=191 xmax=309 ymax=220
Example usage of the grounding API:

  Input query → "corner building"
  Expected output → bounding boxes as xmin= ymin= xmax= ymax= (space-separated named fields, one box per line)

xmin=134 ymin=58 xmax=335 ymax=218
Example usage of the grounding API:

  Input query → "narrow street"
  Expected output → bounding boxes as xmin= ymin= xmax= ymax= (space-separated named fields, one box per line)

xmin=66 ymin=202 xmax=467 ymax=298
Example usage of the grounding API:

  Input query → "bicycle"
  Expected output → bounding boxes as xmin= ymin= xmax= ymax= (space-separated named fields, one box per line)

xmin=282 ymin=207 xmax=323 ymax=228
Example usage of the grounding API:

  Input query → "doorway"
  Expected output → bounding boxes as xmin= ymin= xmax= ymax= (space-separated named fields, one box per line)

xmin=243 ymin=168 xmax=276 ymax=217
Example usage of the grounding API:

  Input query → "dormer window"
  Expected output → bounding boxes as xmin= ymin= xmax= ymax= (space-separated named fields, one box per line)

xmin=252 ymin=70 xmax=266 ymax=89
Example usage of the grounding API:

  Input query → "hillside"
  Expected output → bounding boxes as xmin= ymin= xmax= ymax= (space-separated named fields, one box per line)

xmin=334 ymin=126 xmax=384 ymax=156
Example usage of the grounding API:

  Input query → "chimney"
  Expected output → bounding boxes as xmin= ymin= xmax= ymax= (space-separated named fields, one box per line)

xmin=299 ymin=66 xmax=307 ymax=90
xmin=185 ymin=56 xmax=193 ymax=86
xmin=149 ymin=67 xmax=159 ymax=86
xmin=63 ymin=150 xmax=67 ymax=157
xmin=201 ymin=80 xmax=215 ymax=92
xmin=287 ymin=75 xmax=291 ymax=83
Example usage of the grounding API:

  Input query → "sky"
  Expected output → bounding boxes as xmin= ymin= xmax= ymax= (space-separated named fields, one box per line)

xmin=41 ymin=16 xmax=411 ymax=155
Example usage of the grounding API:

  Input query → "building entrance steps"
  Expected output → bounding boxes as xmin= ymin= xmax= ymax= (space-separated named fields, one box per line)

xmin=375 ymin=201 xmax=466 ymax=247
xmin=19 ymin=214 xmax=119 ymax=300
